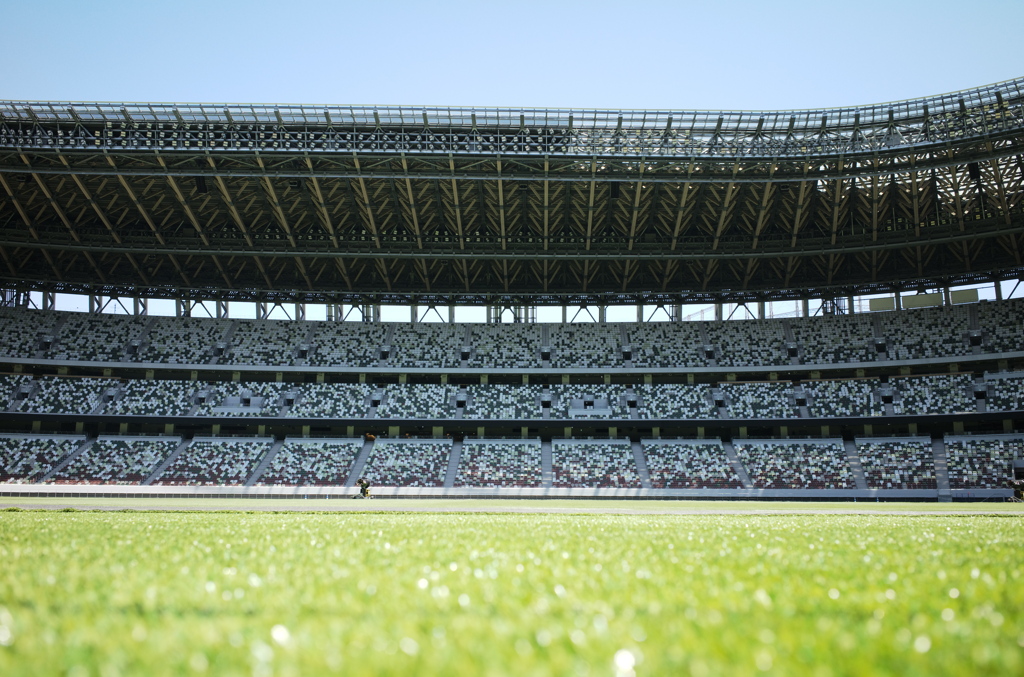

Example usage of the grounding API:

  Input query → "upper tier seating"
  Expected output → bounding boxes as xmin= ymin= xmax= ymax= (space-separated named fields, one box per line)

xmin=548 ymin=384 xmax=629 ymax=418
xmin=50 ymin=437 xmax=178 ymax=484
xmin=0 ymin=434 xmax=82 ymax=482
xmin=0 ymin=307 xmax=61 ymax=358
xmin=878 ymin=305 xmax=971 ymax=360
xmin=390 ymin=323 xmax=463 ymax=368
xmin=377 ymin=384 xmax=455 ymax=418
xmin=287 ymin=383 xmax=372 ymax=418
xmin=945 ymin=436 xmax=1021 ymax=489
xmin=152 ymin=438 xmax=272 ymax=485
xmin=735 ymin=441 xmax=853 ymax=489
xmin=14 ymin=376 xmax=115 ymax=414
xmin=193 ymin=381 xmax=287 ymax=417
xmin=551 ymin=441 xmax=640 ymax=488
xmin=549 ymin=324 xmax=622 ymax=368
xmin=805 ymin=378 xmax=885 ymax=417
xmin=893 ymin=373 xmax=976 ymax=415
xmin=104 ymin=379 xmax=197 ymax=416
xmin=221 ymin=319 xmax=308 ymax=366
xmin=454 ymin=440 xmax=543 ymax=487
xmin=469 ymin=324 xmax=540 ymax=368
xmin=627 ymin=322 xmax=705 ymax=368
xmin=642 ymin=440 xmax=744 ymax=488
xmin=361 ymin=440 xmax=451 ymax=487
xmin=789 ymin=314 xmax=876 ymax=364
xmin=48 ymin=313 xmax=149 ymax=362
xmin=137 ymin=316 xmax=232 ymax=364
xmin=635 ymin=383 xmax=717 ymax=419
xmin=856 ymin=439 xmax=937 ymax=489
xmin=706 ymin=318 xmax=788 ymax=367
xmin=719 ymin=381 xmax=796 ymax=418
xmin=254 ymin=439 xmax=362 ymax=486
xmin=306 ymin=322 xmax=388 ymax=367
xmin=977 ymin=298 xmax=1024 ymax=353
xmin=462 ymin=384 xmax=543 ymax=419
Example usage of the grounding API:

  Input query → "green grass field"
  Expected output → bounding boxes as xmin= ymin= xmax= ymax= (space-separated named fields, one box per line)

xmin=0 ymin=505 xmax=1021 ymax=676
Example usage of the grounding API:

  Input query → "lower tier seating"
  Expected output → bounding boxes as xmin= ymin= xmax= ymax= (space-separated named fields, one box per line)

xmin=0 ymin=434 xmax=82 ymax=482
xmin=454 ymin=440 xmax=543 ymax=487
xmin=735 ymin=440 xmax=853 ymax=489
xmin=254 ymin=439 xmax=362 ymax=486
xmin=642 ymin=440 xmax=743 ymax=488
xmin=50 ymin=437 xmax=178 ymax=484
xmin=856 ymin=439 xmax=937 ymax=489
xmin=945 ymin=436 xmax=1022 ymax=488
xmin=361 ymin=440 xmax=451 ymax=487
xmin=551 ymin=441 xmax=640 ymax=488
xmin=151 ymin=438 xmax=272 ymax=485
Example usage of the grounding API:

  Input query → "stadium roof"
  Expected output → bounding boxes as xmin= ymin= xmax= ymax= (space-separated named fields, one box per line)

xmin=2 ymin=77 xmax=1024 ymax=306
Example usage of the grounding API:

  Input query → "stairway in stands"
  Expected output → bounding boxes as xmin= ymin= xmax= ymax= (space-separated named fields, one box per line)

xmin=344 ymin=437 xmax=376 ymax=486
xmin=38 ymin=437 xmax=95 ymax=483
xmin=931 ymin=437 xmax=953 ymax=502
xmin=541 ymin=439 xmax=553 ymax=488
xmin=721 ymin=440 xmax=753 ymax=488
xmin=630 ymin=440 xmax=651 ymax=489
xmin=245 ymin=439 xmax=285 ymax=486
xmin=443 ymin=438 xmax=464 ymax=488
xmin=142 ymin=439 xmax=191 ymax=485
xmin=842 ymin=439 xmax=869 ymax=490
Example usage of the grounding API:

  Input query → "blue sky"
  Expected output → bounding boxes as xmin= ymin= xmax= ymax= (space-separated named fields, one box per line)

xmin=3 ymin=0 xmax=1022 ymax=111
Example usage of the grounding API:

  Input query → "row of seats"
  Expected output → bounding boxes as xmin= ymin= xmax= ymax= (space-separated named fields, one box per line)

xmin=0 ymin=374 xmax=1003 ymax=418
xmin=0 ymin=434 xmax=1018 ymax=489
xmin=3 ymin=300 xmax=1022 ymax=368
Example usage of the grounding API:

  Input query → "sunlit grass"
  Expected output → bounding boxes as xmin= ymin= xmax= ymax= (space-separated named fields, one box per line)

xmin=0 ymin=511 xmax=1021 ymax=675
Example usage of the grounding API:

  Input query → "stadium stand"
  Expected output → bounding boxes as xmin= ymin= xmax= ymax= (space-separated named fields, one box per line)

xmin=635 ymin=383 xmax=717 ymax=419
xmin=377 ymin=384 xmax=455 ymax=418
xmin=551 ymin=440 xmax=641 ymax=487
xmin=719 ymin=381 xmax=796 ymax=418
xmin=0 ymin=307 xmax=62 ymax=358
xmin=945 ymin=435 xmax=1022 ymax=489
xmin=548 ymin=384 xmax=629 ymax=418
xmin=878 ymin=305 xmax=971 ymax=360
xmin=0 ymin=434 xmax=83 ymax=482
xmin=805 ymin=378 xmax=885 ymax=418
xmin=642 ymin=440 xmax=744 ymax=488
xmin=47 ymin=312 xmax=149 ymax=362
xmin=390 ymin=323 xmax=463 ymax=368
xmin=136 ymin=316 xmax=232 ymax=364
xmin=549 ymin=323 xmax=622 ymax=368
xmin=1 ymin=374 xmax=32 ymax=411
xmin=50 ymin=436 xmax=178 ymax=484
xmin=985 ymin=374 xmax=1024 ymax=411
xmin=627 ymin=322 xmax=706 ymax=368
xmin=856 ymin=438 xmax=937 ymax=489
xmin=462 ymin=384 xmax=543 ymax=419
xmin=306 ymin=322 xmax=388 ymax=367
xmin=976 ymin=298 xmax=1024 ymax=353
xmin=193 ymin=381 xmax=287 ymax=417
xmin=734 ymin=440 xmax=853 ymax=489
xmin=221 ymin=319 xmax=309 ymax=366
xmin=454 ymin=440 xmax=543 ymax=487
xmin=287 ymin=383 xmax=373 ymax=418
xmin=469 ymin=324 xmax=541 ymax=368
xmin=14 ymin=376 xmax=114 ymax=414
xmin=789 ymin=314 xmax=877 ymax=364
xmin=892 ymin=373 xmax=976 ymax=415
xmin=103 ymin=379 xmax=197 ymax=416
xmin=254 ymin=439 xmax=361 ymax=486
xmin=706 ymin=318 xmax=788 ymax=367
xmin=151 ymin=437 xmax=272 ymax=485
xmin=361 ymin=439 xmax=451 ymax=487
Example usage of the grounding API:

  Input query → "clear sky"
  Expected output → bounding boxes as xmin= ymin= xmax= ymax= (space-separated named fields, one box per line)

xmin=2 ymin=0 xmax=1022 ymax=111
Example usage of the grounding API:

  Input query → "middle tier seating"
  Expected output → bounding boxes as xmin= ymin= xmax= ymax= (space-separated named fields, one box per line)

xmin=462 ymin=384 xmax=543 ymax=419
xmin=454 ymin=440 xmax=543 ymax=487
xmin=893 ymin=373 xmax=977 ymax=414
xmin=635 ymin=383 xmax=717 ymax=419
xmin=377 ymin=384 xmax=455 ymax=418
xmin=719 ymin=381 xmax=797 ymax=418
xmin=193 ymin=381 xmax=288 ymax=417
xmin=735 ymin=440 xmax=853 ymax=489
xmin=151 ymin=437 xmax=272 ymax=485
xmin=104 ymin=379 xmax=197 ymax=416
xmin=548 ymin=384 xmax=629 ymax=418
xmin=50 ymin=436 xmax=179 ymax=484
xmin=254 ymin=439 xmax=362 ymax=486
xmin=642 ymin=440 xmax=744 ymax=488
xmin=361 ymin=439 xmax=451 ymax=487
xmin=286 ymin=383 xmax=373 ymax=418
xmin=805 ymin=378 xmax=885 ymax=417
xmin=14 ymin=376 xmax=115 ymax=414
xmin=551 ymin=440 xmax=640 ymax=487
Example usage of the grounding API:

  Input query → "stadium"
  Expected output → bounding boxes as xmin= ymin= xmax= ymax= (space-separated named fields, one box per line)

xmin=1 ymin=29 xmax=1022 ymax=674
